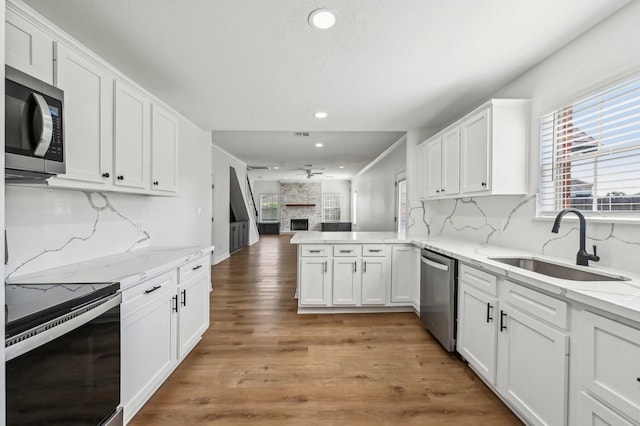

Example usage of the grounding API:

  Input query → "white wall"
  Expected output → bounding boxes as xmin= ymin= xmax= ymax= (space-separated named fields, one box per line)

xmin=407 ymin=1 xmax=640 ymax=274
xmin=1 ymin=0 xmax=6 ymax=418
xmin=4 ymin=116 xmax=211 ymax=279
xmin=352 ymin=139 xmax=406 ymax=231
xmin=211 ymin=144 xmax=259 ymax=264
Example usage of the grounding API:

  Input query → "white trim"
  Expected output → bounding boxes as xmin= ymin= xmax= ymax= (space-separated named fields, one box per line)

xmin=210 ymin=141 xmax=247 ymax=167
xmin=213 ymin=252 xmax=230 ymax=265
xmin=354 ymin=134 xmax=407 ymax=178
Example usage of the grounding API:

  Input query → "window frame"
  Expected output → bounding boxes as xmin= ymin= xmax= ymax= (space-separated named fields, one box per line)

xmin=258 ymin=194 xmax=279 ymax=222
xmin=322 ymin=193 xmax=341 ymax=222
xmin=538 ymin=72 xmax=640 ymax=219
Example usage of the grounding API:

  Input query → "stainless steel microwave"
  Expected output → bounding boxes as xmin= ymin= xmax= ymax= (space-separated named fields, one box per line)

xmin=5 ymin=65 xmax=65 ymax=181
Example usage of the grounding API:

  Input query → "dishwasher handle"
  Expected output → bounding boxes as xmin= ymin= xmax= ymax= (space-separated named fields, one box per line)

xmin=421 ymin=257 xmax=450 ymax=272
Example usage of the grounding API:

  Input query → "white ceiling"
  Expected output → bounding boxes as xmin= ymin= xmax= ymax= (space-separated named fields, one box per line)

xmin=24 ymin=0 xmax=631 ymax=180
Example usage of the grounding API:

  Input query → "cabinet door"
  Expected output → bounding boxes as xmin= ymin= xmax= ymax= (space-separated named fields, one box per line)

xmin=54 ymin=42 xmax=113 ymax=184
xmin=299 ymin=258 xmax=331 ymax=306
xmin=498 ymin=306 xmax=569 ymax=426
xmin=6 ymin=8 xmax=54 ymax=83
xmin=578 ymin=311 xmax=640 ymax=422
xmin=390 ymin=246 xmax=415 ymax=304
xmin=332 ymin=258 xmax=360 ymax=305
xmin=114 ymin=80 xmax=150 ymax=189
xmin=151 ymin=104 xmax=179 ymax=193
xmin=121 ymin=291 xmax=177 ymax=423
xmin=178 ymin=270 xmax=210 ymax=358
xmin=457 ymin=282 xmax=498 ymax=385
xmin=361 ymin=258 xmax=388 ymax=305
xmin=425 ymin=138 xmax=443 ymax=197
xmin=460 ymin=108 xmax=490 ymax=194
xmin=441 ymin=126 xmax=460 ymax=195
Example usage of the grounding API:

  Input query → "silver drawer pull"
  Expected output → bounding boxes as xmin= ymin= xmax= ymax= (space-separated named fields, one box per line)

xmin=340 ymin=250 xmax=352 ymax=253
xmin=368 ymin=249 xmax=382 ymax=253
xmin=308 ymin=250 xmax=323 ymax=253
xmin=192 ymin=264 xmax=203 ymax=271
xmin=144 ymin=285 xmax=161 ymax=294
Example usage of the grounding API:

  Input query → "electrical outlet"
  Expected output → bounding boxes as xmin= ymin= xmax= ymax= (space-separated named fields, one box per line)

xmin=197 ymin=208 xmax=203 ymax=216
xmin=135 ymin=222 xmax=143 ymax=235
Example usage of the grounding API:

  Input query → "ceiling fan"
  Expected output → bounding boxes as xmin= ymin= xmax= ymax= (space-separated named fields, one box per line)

xmin=294 ymin=165 xmax=324 ymax=179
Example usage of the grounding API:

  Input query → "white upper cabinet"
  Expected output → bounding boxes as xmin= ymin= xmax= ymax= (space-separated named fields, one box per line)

xmin=5 ymin=7 xmax=54 ymax=84
xmin=460 ymin=108 xmax=490 ymax=194
xmin=420 ymin=99 xmax=529 ymax=199
xmin=151 ymin=105 xmax=179 ymax=193
xmin=53 ymin=42 xmax=114 ymax=185
xmin=114 ymin=80 xmax=150 ymax=190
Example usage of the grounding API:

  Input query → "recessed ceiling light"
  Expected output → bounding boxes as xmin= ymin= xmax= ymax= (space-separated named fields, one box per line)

xmin=339 ymin=166 xmax=344 ymax=169
xmin=308 ymin=9 xmax=337 ymax=30
xmin=315 ymin=143 xmax=323 ymax=148
xmin=273 ymin=166 xmax=279 ymax=170
xmin=314 ymin=111 xmax=328 ymax=119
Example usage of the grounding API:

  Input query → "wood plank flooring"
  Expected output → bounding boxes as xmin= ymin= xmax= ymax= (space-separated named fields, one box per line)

xmin=130 ymin=235 xmax=522 ymax=425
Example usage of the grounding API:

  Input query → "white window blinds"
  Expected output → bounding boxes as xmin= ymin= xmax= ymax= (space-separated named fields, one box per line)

xmin=539 ymin=74 xmax=640 ymax=215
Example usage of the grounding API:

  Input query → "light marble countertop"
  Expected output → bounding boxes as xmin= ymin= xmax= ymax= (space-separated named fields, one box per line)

xmin=6 ymin=245 xmax=215 ymax=290
xmin=291 ymin=231 xmax=640 ymax=324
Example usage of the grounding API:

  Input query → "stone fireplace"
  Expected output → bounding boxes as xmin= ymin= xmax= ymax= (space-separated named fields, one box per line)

xmin=290 ymin=219 xmax=309 ymax=231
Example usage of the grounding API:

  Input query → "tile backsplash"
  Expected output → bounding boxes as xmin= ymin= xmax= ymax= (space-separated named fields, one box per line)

xmin=408 ymin=194 xmax=640 ymax=274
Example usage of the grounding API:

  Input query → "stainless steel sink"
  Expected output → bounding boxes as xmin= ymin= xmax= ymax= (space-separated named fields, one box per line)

xmin=489 ymin=257 xmax=629 ymax=282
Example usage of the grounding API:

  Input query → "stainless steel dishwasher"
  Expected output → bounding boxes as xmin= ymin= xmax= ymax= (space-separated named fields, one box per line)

xmin=420 ymin=248 xmax=457 ymax=352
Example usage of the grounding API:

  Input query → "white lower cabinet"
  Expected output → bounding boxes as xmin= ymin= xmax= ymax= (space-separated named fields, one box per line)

xmin=457 ymin=281 xmax=499 ymax=385
xmin=361 ymin=257 xmax=388 ymax=305
xmin=390 ymin=245 xmax=417 ymax=304
xmin=299 ymin=257 xmax=331 ymax=306
xmin=121 ymin=271 xmax=178 ymax=424
xmin=573 ymin=310 xmax=640 ymax=425
xmin=122 ymin=255 xmax=211 ymax=424
xmin=498 ymin=305 xmax=569 ymax=426
xmin=576 ymin=391 xmax=635 ymax=426
xmin=457 ymin=264 xmax=569 ymax=426
xmin=177 ymin=265 xmax=211 ymax=358
xmin=332 ymin=258 xmax=360 ymax=305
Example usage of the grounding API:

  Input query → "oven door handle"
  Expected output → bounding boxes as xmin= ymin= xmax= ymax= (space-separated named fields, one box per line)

xmin=31 ymin=92 xmax=54 ymax=157
xmin=5 ymin=293 xmax=122 ymax=361
xmin=421 ymin=257 xmax=449 ymax=272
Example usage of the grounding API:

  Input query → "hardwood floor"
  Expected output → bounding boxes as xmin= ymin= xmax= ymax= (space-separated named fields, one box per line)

xmin=130 ymin=235 xmax=522 ymax=425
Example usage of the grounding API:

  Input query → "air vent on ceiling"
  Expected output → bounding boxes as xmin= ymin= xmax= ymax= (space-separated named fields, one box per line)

xmin=294 ymin=132 xmax=310 ymax=137
xmin=247 ymin=166 xmax=270 ymax=170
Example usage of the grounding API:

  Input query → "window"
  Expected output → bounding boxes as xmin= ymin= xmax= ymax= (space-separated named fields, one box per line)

xmin=259 ymin=194 xmax=279 ymax=222
xmin=397 ymin=179 xmax=407 ymax=234
xmin=323 ymin=193 xmax=341 ymax=221
xmin=539 ymin=74 xmax=640 ymax=215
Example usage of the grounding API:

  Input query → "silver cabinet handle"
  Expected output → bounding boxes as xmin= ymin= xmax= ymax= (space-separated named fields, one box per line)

xmin=309 ymin=250 xmax=322 ymax=253
xmin=421 ymin=257 xmax=449 ymax=272
xmin=340 ymin=250 xmax=352 ymax=253
xmin=324 ymin=261 xmax=327 ymax=272
xmin=363 ymin=261 xmax=367 ymax=272
xmin=192 ymin=264 xmax=203 ymax=271
xmin=368 ymin=249 xmax=382 ymax=253
xmin=354 ymin=261 xmax=357 ymax=273
xmin=31 ymin=93 xmax=53 ymax=157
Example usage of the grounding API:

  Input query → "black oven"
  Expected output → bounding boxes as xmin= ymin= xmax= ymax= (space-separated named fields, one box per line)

xmin=5 ymin=282 xmax=122 ymax=425
xmin=5 ymin=64 xmax=65 ymax=180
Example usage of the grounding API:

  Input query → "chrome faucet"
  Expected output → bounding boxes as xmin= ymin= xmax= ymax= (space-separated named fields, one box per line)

xmin=551 ymin=208 xmax=600 ymax=266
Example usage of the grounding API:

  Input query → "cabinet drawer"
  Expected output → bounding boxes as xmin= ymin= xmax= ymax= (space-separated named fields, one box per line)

xmin=581 ymin=311 xmax=640 ymax=422
xmin=179 ymin=256 xmax=209 ymax=282
xmin=333 ymin=245 xmax=359 ymax=257
xmin=459 ymin=263 xmax=497 ymax=296
xmin=362 ymin=245 xmax=389 ymax=257
xmin=577 ymin=391 xmax=635 ymax=426
xmin=122 ymin=270 xmax=177 ymax=317
xmin=502 ymin=280 xmax=567 ymax=329
xmin=300 ymin=245 xmax=330 ymax=257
